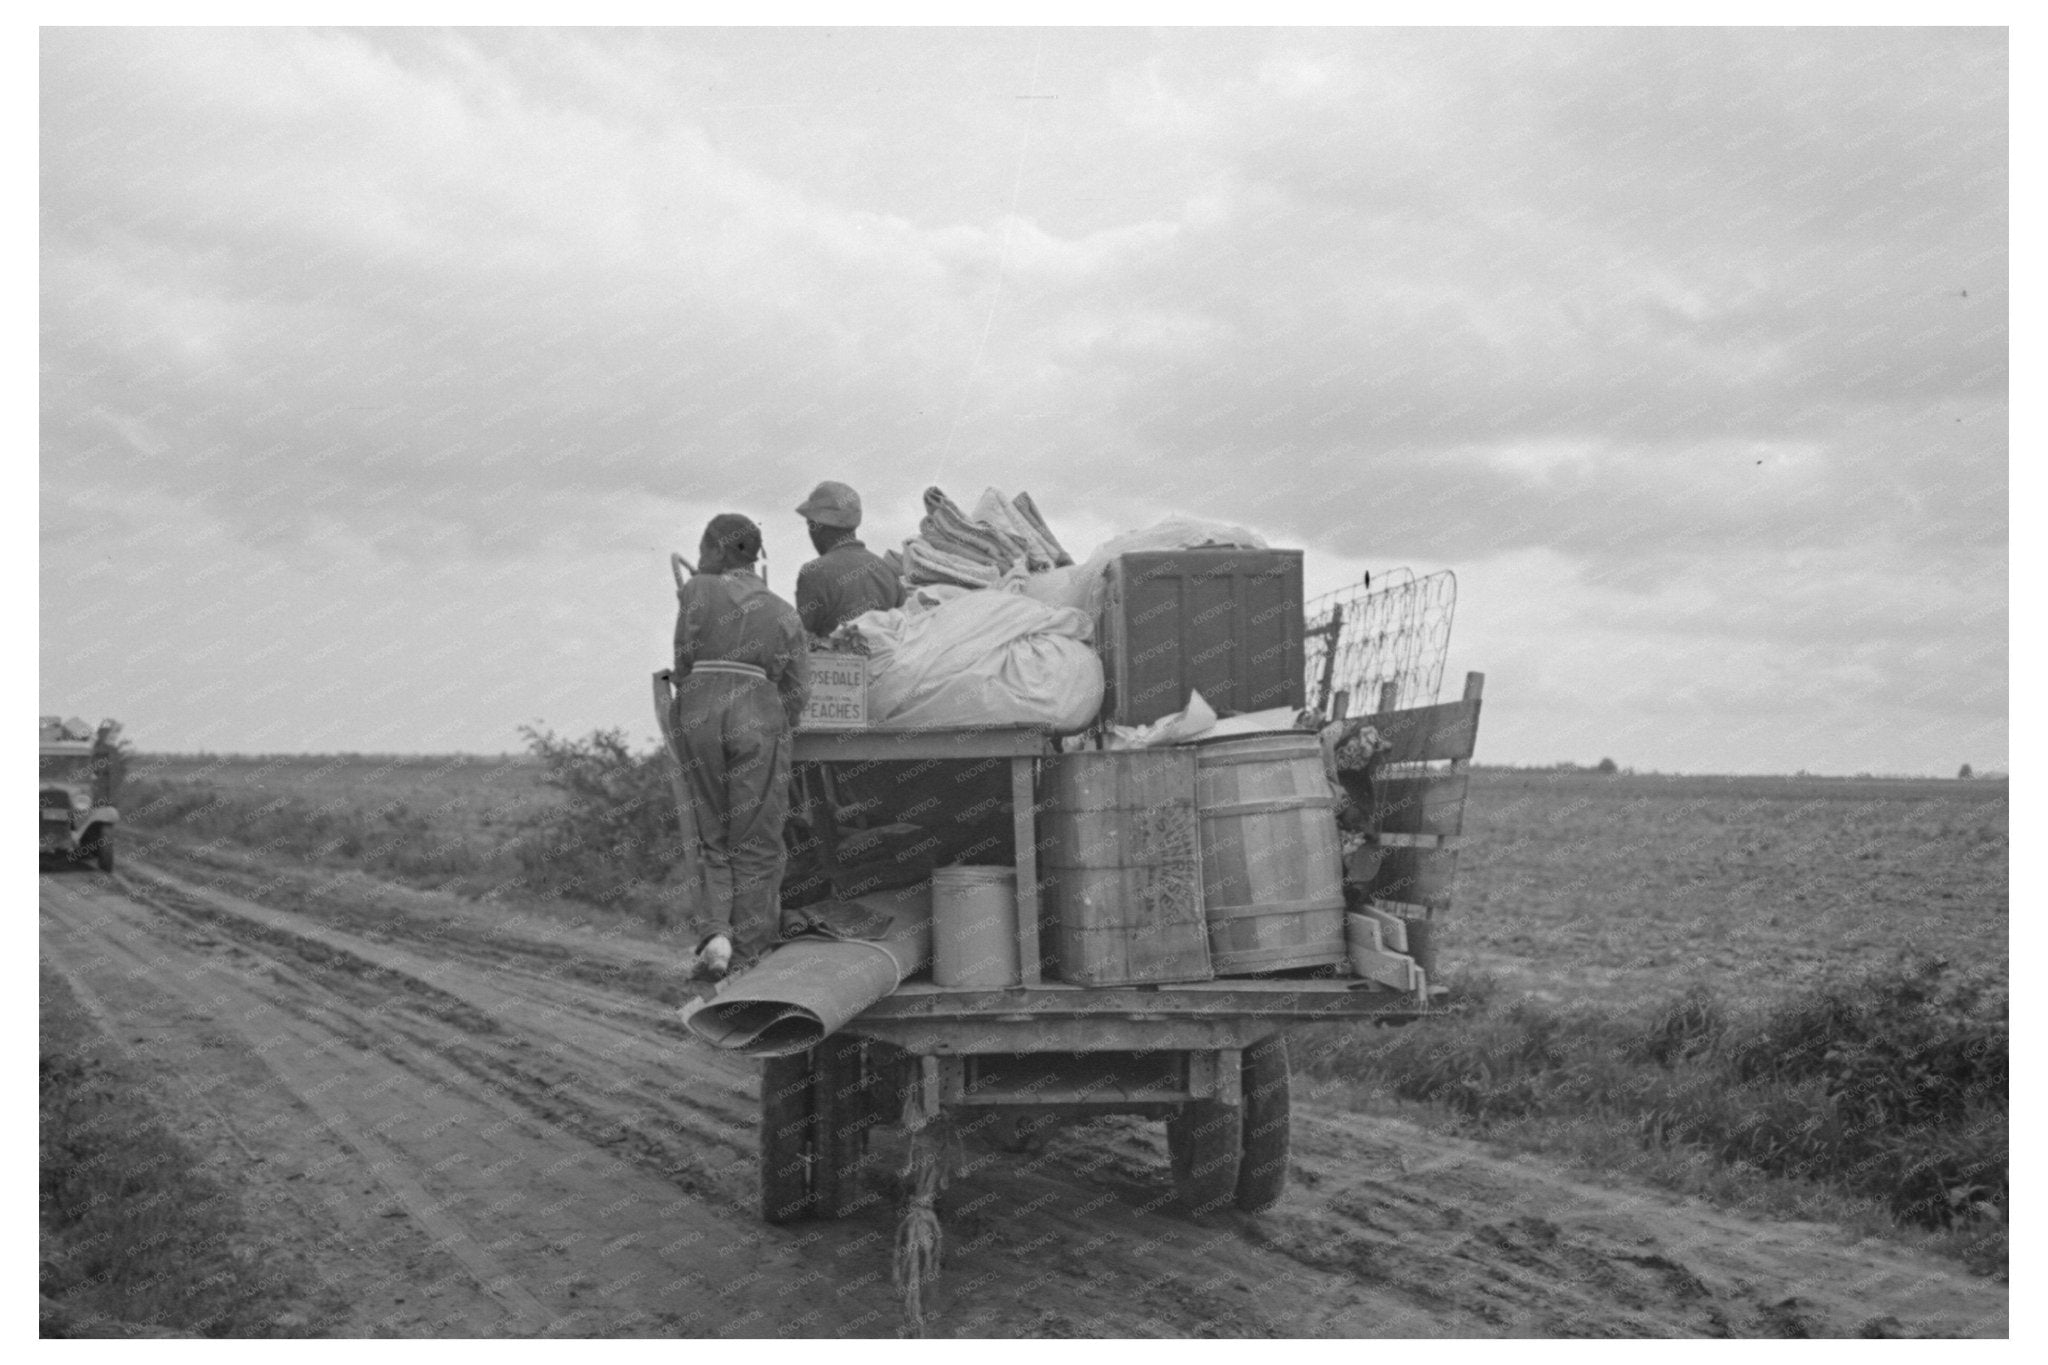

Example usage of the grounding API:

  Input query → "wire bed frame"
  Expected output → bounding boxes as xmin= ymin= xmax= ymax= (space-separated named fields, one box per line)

xmin=1303 ymin=569 xmax=1457 ymax=719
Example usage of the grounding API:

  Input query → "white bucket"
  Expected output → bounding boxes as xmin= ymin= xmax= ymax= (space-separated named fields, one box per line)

xmin=931 ymin=865 xmax=1019 ymax=988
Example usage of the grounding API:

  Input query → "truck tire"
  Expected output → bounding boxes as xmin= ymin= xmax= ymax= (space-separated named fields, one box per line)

xmin=1235 ymin=1035 xmax=1291 ymax=1212
xmin=864 ymin=1041 xmax=914 ymax=1129
xmin=94 ymin=838 xmax=114 ymax=873
xmin=811 ymin=1036 xmax=877 ymax=1221
xmin=759 ymin=1052 xmax=815 ymax=1224
xmin=1167 ymin=1097 xmax=1243 ymax=1216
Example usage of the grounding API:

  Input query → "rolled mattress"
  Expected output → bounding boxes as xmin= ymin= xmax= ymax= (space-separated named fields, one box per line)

xmin=679 ymin=886 xmax=931 ymax=1057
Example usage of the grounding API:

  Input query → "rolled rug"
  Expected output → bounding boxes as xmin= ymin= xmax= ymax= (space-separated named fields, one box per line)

xmin=679 ymin=885 xmax=933 ymax=1057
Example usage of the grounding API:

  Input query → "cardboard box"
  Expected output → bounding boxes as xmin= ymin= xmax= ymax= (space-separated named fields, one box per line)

xmin=801 ymin=649 xmax=869 ymax=729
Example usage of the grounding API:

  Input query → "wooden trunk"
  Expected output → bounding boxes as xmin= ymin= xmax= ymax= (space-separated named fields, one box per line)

xmin=1043 ymin=751 xmax=1213 ymax=987
xmin=1097 ymin=549 xmax=1305 ymax=727
xmin=1195 ymin=733 xmax=1347 ymax=974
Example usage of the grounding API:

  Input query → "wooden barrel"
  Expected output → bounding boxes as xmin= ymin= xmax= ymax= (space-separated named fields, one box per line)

xmin=1194 ymin=732 xmax=1348 ymax=974
xmin=1044 ymin=750 xmax=1213 ymax=986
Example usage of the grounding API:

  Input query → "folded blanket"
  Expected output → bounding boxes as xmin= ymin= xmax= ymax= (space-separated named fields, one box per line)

xmin=919 ymin=519 xmax=1006 ymax=569
xmin=972 ymin=488 xmax=1057 ymax=571
xmin=903 ymin=537 xmax=1001 ymax=588
xmin=906 ymin=536 xmax=998 ymax=579
xmin=1012 ymin=491 xmax=1073 ymax=567
xmin=922 ymin=486 xmax=1028 ymax=571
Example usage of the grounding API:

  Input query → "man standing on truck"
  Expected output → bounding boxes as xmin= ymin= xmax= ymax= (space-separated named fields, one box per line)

xmin=793 ymin=480 xmax=905 ymax=636
xmin=671 ymin=514 xmax=809 ymax=980
xmin=90 ymin=720 xmax=124 ymax=807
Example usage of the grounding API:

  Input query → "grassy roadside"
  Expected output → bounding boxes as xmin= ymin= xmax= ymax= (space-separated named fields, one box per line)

xmin=118 ymin=774 xmax=511 ymax=891
xmin=121 ymin=731 xmax=683 ymax=920
xmin=39 ymin=964 xmax=313 ymax=1338
xmin=1294 ymin=957 xmax=2008 ymax=1277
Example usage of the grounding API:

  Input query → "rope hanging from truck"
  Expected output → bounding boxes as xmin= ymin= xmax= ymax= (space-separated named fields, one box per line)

xmin=893 ymin=1087 xmax=959 ymax=1337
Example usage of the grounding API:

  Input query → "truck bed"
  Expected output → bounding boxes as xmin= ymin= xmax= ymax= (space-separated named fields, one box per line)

xmin=848 ymin=977 xmax=1432 ymax=1053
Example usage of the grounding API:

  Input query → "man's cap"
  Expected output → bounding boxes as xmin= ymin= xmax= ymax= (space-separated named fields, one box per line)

xmin=795 ymin=480 xmax=862 ymax=529
xmin=702 ymin=512 xmax=762 ymax=562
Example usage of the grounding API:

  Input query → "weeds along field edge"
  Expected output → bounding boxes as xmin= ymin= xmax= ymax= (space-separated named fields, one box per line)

xmin=1294 ymin=958 xmax=2007 ymax=1274
xmin=113 ymin=744 xmax=2010 ymax=1273
xmin=119 ymin=731 xmax=683 ymax=914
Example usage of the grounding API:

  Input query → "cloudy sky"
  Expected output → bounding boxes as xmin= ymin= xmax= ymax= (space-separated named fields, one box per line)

xmin=39 ymin=27 xmax=2006 ymax=773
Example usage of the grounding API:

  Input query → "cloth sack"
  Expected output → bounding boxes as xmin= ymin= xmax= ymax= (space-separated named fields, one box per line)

xmin=849 ymin=590 xmax=1104 ymax=733
xmin=1016 ymin=564 xmax=1091 ymax=612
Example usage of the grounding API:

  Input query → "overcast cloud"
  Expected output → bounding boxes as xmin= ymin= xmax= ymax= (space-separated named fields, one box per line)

xmin=39 ymin=27 xmax=2007 ymax=772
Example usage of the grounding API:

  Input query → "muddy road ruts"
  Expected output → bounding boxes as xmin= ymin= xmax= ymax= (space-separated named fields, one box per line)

xmin=39 ymin=848 xmax=2009 ymax=1338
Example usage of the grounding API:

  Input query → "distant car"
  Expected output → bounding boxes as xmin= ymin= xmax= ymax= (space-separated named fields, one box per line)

xmin=39 ymin=715 xmax=119 ymax=871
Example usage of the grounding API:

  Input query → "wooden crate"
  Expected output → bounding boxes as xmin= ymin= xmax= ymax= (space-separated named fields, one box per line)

xmin=1044 ymin=750 xmax=1213 ymax=986
xmin=801 ymin=649 xmax=869 ymax=730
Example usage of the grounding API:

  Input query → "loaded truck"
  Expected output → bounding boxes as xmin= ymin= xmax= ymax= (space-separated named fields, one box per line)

xmin=664 ymin=550 xmax=1479 ymax=1222
xmin=39 ymin=716 xmax=121 ymax=872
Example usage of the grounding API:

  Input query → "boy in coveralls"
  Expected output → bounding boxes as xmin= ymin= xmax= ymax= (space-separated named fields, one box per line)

xmin=671 ymin=514 xmax=809 ymax=979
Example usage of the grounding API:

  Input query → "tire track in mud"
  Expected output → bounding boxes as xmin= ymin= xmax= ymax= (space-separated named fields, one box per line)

xmin=39 ymin=928 xmax=398 ymax=1336
xmin=1249 ymin=1110 xmax=1995 ymax=1338
xmin=61 ymin=920 xmax=558 ymax=1332
xmin=145 ymin=845 xmax=692 ymax=1024
xmin=114 ymin=855 xmax=1446 ymax=1335
xmin=114 ymin=864 xmax=764 ymax=1205
xmin=39 ymin=870 xmax=884 ymax=1337
xmin=41 ymin=875 xmax=551 ymax=1334
xmin=47 ymin=848 xmax=2010 ymax=1338
xmin=96 ymin=854 xmax=1461 ymax=1336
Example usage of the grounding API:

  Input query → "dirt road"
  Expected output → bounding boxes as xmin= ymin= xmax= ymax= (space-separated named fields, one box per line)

xmin=39 ymin=849 xmax=2008 ymax=1338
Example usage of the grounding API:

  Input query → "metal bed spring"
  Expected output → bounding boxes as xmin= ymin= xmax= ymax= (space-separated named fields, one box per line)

xmin=1304 ymin=568 xmax=1457 ymax=719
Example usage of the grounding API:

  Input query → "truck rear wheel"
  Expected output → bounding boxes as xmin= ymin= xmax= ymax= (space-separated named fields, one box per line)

xmin=1167 ymin=1097 xmax=1242 ymax=1216
xmin=811 ymin=1036 xmax=877 ymax=1221
xmin=759 ymin=1052 xmax=815 ymax=1224
xmin=1235 ymin=1035 xmax=1291 ymax=1212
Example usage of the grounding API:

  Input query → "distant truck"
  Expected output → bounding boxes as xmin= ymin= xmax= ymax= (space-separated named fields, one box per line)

xmin=39 ymin=716 xmax=120 ymax=871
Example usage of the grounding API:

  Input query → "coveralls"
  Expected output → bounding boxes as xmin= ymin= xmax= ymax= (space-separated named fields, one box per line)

xmin=671 ymin=567 xmax=810 ymax=961
xmin=795 ymin=537 xmax=906 ymax=637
